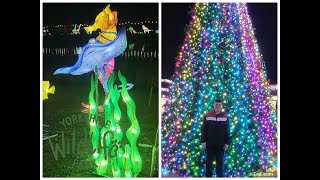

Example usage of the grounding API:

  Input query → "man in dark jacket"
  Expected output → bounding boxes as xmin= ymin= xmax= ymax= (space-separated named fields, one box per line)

xmin=201 ymin=99 xmax=230 ymax=177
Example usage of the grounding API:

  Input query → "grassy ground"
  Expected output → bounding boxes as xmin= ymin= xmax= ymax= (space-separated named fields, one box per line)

xmin=43 ymin=81 xmax=159 ymax=177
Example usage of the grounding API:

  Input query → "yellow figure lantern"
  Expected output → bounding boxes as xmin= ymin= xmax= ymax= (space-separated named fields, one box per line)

xmin=84 ymin=4 xmax=118 ymax=44
xmin=42 ymin=81 xmax=55 ymax=100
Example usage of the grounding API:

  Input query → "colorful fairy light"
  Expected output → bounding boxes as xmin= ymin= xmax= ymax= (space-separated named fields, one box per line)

xmin=162 ymin=3 xmax=277 ymax=177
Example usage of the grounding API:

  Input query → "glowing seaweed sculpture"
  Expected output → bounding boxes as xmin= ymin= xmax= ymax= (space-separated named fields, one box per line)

xmin=88 ymin=71 xmax=142 ymax=177
xmin=119 ymin=71 xmax=142 ymax=177
xmin=88 ymin=74 xmax=100 ymax=170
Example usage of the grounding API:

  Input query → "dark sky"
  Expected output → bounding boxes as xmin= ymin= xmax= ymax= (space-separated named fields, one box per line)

xmin=162 ymin=3 xmax=277 ymax=84
xmin=43 ymin=3 xmax=158 ymax=25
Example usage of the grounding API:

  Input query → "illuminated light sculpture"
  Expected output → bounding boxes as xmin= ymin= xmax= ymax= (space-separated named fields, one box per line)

xmin=142 ymin=25 xmax=153 ymax=33
xmin=128 ymin=27 xmax=137 ymax=34
xmin=89 ymin=71 xmax=142 ymax=177
xmin=118 ymin=83 xmax=134 ymax=92
xmin=52 ymin=4 xmax=142 ymax=177
xmin=129 ymin=43 xmax=135 ymax=50
xmin=42 ymin=81 xmax=55 ymax=100
xmin=84 ymin=4 xmax=118 ymax=43
xmin=54 ymin=4 xmax=125 ymax=95
xmin=118 ymin=71 xmax=142 ymax=177
xmin=53 ymin=27 xmax=126 ymax=76
xmin=54 ymin=4 xmax=132 ymax=114
xmin=162 ymin=3 xmax=277 ymax=177
xmin=71 ymin=24 xmax=82 ymax=35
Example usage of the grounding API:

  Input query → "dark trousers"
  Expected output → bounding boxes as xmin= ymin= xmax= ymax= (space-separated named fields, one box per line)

xmin=205 ymin=145 xmax=225 ymax=177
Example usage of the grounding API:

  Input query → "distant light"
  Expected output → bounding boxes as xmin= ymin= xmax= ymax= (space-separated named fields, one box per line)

xmin=270 ymin=84 xmax=277 ymax=91
xmin=161 ymin=88 xmax=169 ymax=92
xmin=162 ymin=79 xmax=173 ymax=84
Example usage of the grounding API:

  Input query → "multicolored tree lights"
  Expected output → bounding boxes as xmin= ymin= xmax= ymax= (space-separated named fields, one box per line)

xmin=161 ymin=3 xmax=277 ymax=177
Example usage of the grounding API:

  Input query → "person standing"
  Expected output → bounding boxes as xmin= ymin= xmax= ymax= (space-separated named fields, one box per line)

xmin=201 ymin=99 xmax=230 ymax=177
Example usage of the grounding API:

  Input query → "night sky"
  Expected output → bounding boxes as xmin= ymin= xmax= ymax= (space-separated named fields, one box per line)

xmin=162 ymin=3 xmax=277 ymax=84
xmin=43 ymin=3 xmax=158 ymax=25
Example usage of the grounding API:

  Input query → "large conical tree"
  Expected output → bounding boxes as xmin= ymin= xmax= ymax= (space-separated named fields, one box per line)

xmin=161 ymin=3 xmax=277 ymax=177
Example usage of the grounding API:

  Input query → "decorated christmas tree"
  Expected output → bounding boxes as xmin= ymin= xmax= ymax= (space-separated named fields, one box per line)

xmin=161 ymin=3 xmax=277 ymax=177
